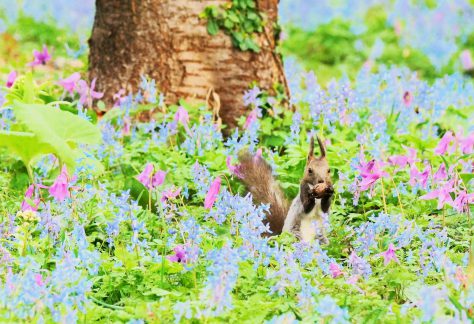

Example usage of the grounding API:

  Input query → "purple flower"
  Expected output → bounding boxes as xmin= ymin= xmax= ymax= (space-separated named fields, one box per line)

xmin=244 ymin=109 xmax=258 ymax=129
xmin=420 ymin=180 xmax=455 ymax=209
xmin=21 ymin=184 xmax=40 ymax=212
xmin=49 ymin=165 xmax=75 ymax=201
xmin=226 ymin=156 xmax=242 ymax=178
xmin=29 ymin=45 xmax=51 ymax=66
xmin=6 ymin=71 xmax=16 ymax=88
xmin=434 ymin=131 xmax=454 ymax=155
xmin=433 ymin=163 xmax=447 ymax=181
xmin=174 ymin=106 xmax=189 ymax=127
xmin=378 ymin=243 xmax=399 ymax=265
xmin=76 ymin=78 xmax=104 ymax=108
xmin=204 ymin=177 xmax=221 ymax=209
xmin=452 ymin=190 xmax=474 ymax=213
xmin=409 ymin=164 xmax=430 ymax=188
xmin=161 ymin=187 xmax=181 ymax=202
xmin=167 ymin=245 xmax=188 ymax=263
xmin=152 ymin=170 xmax=166 ymax=187
xmin=329 ymin=263 xmax=343 ymax=278
xmin=457 ymin=132 xmax=474 ymax=154
xmin=58 ymin=72 xmax=81 ymax=95
xmin=136 ymin=163 xmax=154 ymax=189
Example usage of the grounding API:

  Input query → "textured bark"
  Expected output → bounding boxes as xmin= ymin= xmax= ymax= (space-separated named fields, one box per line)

xmin=88 ymin=0 xmax=287 ymax=127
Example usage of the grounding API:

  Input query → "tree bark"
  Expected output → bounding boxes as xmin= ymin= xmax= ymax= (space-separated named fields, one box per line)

xmin=88 ymin=0 xmax=287 ymax=128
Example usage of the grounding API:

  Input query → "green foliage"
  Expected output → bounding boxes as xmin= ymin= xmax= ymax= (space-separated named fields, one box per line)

xmin=201 ymin=0 xmax=265 ymax=52
xmin=0 ymin=102 xmax=102 ymax=176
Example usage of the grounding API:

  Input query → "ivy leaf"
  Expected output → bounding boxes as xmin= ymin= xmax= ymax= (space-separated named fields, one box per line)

xmin=207 ymin=18 xmax=219 ymax=35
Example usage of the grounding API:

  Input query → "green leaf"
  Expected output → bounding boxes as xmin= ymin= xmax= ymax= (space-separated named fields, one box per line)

xmin=207 ymin=19 xmax=219 ymax=35
xmin=0 ymin=130 xmax=54 ymax=168
xmin=12 ymin=101 xmax=102 ymax=170
xmin=460 ymin=173 xmax=474 ymax=185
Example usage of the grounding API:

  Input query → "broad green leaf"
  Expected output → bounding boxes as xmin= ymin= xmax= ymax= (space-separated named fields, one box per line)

xmin=0 ymin=130 xmax=53 ymax=167
xmin=207 ymin=19 xmax=219 ymax=35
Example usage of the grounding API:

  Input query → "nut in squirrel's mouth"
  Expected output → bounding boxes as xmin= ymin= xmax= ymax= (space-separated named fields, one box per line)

xmin=308 ymin=183 xmax=334 ymax=199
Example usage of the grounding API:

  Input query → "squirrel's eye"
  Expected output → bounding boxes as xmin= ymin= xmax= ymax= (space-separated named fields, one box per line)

xmin=308 ymin=168 xmax=313 ymax=174
xmin=328 ymin=169 xmax=331 ymax=174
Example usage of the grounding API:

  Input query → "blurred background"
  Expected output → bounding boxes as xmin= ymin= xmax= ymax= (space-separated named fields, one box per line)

xmin=1 ymin=0 xmax=474 ymax=84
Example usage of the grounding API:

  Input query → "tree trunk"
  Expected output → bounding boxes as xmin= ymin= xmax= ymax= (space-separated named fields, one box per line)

xmin=88 ymin=0 xmax=287 ymax=128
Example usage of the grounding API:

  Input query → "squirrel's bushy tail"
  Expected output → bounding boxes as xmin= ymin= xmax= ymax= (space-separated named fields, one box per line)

xmin=238 ymin=152 xmax=288 ymax=235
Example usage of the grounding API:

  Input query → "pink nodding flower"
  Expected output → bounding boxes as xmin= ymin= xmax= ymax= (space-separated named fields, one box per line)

xmin=6 ymin=71 xmax=17 ymax=88
xmin=21 ymin=184 xmax=40 ymax=212
xmin=152 ymin=170 xmax=167 ymax=188
xmin=167 ymin=245 xmax=188 ymax=264
xmin=49 ymin=165 xmax=75 ymax=202
xmin=136 ymin=163 xmax=154 ymax=189
xmin=452 ymin=190 xmax=474 ymax=213
xmin=29 ymin=45 xmax=51 ymax=66
xmin=387 ymin=155 xmax=409 ymax=170
xmin=58 ymin=72 xmax=81 ymax=95
xmin=244 ymin=109 xmax=258 ymax=129
xmin=457 ymin=132 xmax=474 ymax=154
xmin=379 ymin=244 xmax=399 ymax=266
xmin=403 ymin=91 xmax=413 ymax=106
xmin=34 ymin=274 xmax=44 ymax=287
xmin=420 ymin=180 xmax=455 ymax=209
xmin=329 ymin=263 xmax=343 ymax=278
xmin=460 ymin=50 xmax=473 ymax=71
xmin=433 ymin=163 xmax=447 ymax=181
xmin=161 ymin=187 xmax=181 ymax=202
xmin=254 ymin=148 xmax=262 ymax=162
xmin=76 ymin=78 xmax=104 ymax=107
xmin=409 ymin=164 xmax=431 ymax=188
xmin=174 ymin=106 xmax=189 ymax=127
xmin=204 ymin=177 xmax=221 ymax=209
xmin=358 ymin=160 xmax=388 ymax=191
xmin=434 ymin=131 xmax=454 ymax=155
xmin=226 ymin=156 xmax=242 ymax=178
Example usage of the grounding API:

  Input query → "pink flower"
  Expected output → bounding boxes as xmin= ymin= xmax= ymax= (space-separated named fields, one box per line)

xmin=167 ymin=245 xmax=188 ymax=263
xmin=244 ymin=109 xmax=258 ymax=129
xmin=204 ymin=177 xmax=221 ymax=209
xmin=434 ymin=131 xmax=454 ymax=155
xmin=58 ymin=72 xmax=81 ymax=95
xmin=457 ymin=132 xmax=474 ymax=154
xmin=122 ymin=117 xmax=131 ymax=136
xmin=329 ymin=263 xmax=343 ymax=278
xmin=49 ymin=165 xmax=74 ymax=201
xmin=152 ymin=170 xmax=166 ymax=187
xmin=174 ymin=106 xmax=189 ymax=127
xmin=387 ymin=155 xmax=409 ymax=172
xmin=420 ymin=180 xmax=455 ymax=209
xmin=113 ymin=89 xmax=126 ymax=106
xmin=433 ymin=164 xmax=447 ymax=181
xmin=29 ymin=45 xmax=51 ymax=66
xmin=226 ymin=156 xmax=242 ymax=178
xmin=460 ymin=50 xmax=473 ymax=71
xmin=409 ymin=164 xmax=430 ymax=188
xmin=21 ymin=184 xmax=40 ymax=212
xmin=254 ymin=148 xmax=262 ymax=162
xmin=6 ymin=71 xmax=17 ymax=88
xmin=379 ymin=243 xmax=399 ymax=265
xmin=452 ymin=190 xmax=474 ymax=213
xmin=76 ymin=78 xmax=104 ymax=107
xmin=358 ymin=160 xmax=388 ymax=191
xmin=34 ymin=274 xmax=44 ymax=286
xmin=161 ymin=187 xmax=181 ymax=202
xmin=136 ymin=163 xmax=154 ymax=189
xmin=346 ymin=274 xmax=360 ymax=285
xmin=403 ymin=91 xmax=413 ymax=106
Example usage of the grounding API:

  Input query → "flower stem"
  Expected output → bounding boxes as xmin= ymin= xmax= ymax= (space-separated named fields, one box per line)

xmin=380 ymin=179 xmax=388 ymax=214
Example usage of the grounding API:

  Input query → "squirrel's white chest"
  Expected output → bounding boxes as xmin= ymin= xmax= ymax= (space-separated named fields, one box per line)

xmin=299 ymin=200 xmax=323 ymax=242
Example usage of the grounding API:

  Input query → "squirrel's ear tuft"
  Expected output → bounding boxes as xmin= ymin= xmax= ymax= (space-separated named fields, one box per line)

xmin=317 ymin=136 xmax=326 ymax=158
xmin=307 ymin=136 xmax=315 ymax=161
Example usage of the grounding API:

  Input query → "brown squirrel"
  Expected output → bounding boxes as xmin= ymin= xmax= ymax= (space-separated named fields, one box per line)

xmin=238 ymin=136 xmax=334 ymax=243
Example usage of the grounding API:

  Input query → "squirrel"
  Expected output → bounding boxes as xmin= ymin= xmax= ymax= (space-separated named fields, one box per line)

xmin=238 ymin=136 xmax=334 ymax=244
